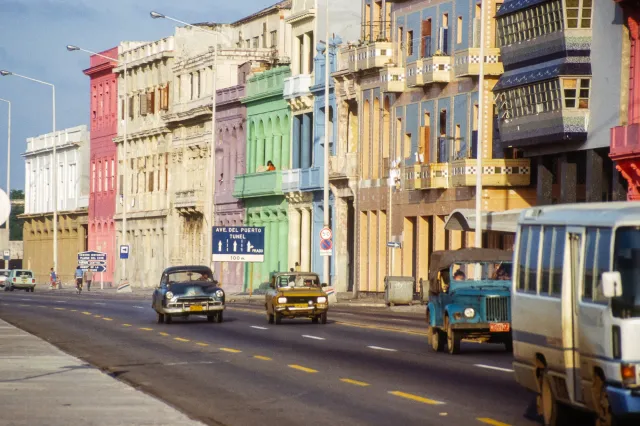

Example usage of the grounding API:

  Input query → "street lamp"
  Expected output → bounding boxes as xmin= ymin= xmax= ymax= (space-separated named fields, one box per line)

xmin=476 ymin=0 xmax=487 ymax=254
xmin=150 ymin=11 xmax=231 ymax=272
xmin=1 ymin=70 xmax=57 ymax=272
xmin=322 ymin=2 xmax=331 ymax=285
xmin=0 ymin=98 xmax=10 ymax=237
xmin=67 ymin=44 xmax=129 ymax=285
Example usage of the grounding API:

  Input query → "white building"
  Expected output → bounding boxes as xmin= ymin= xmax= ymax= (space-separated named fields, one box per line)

xmin=24 ymin=125 xmax=90 ymax=215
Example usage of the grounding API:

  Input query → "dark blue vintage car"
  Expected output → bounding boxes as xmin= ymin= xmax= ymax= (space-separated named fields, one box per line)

xmin=152 ymin=266 xmax=225 ymax=324
xmin=426 ymin=248 xmax=513 ymax=354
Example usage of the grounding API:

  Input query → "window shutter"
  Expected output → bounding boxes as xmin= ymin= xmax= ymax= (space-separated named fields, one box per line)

xmin=147 ymin=91 xmax=154 ymax=114
xmin=140 ymin=93 xmax=147 ymax=116
xmin=128 ymin=96 xmax=134 ymax=119
xmin=419 ymin=126 xmax=430 ymax=164
xmin=162 ymin=83 xmax=170 ymax=110
xmin=121 ymin=99 xmax=125 ymax=120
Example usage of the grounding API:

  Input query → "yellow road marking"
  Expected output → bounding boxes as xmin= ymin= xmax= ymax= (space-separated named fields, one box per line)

xmin=388 ymin=391 xmax=444 ymax=405
xmin=122 ymin=324 xmax=132 ymax=327
xmin=19 ymin=304 xmax=28 ymax=307
xmin=82 ymin=312 xmax=92 ymax=315
xmin=337 ymin=321 xmax=428 ymax=337
xmin=340 ymin=378 xmax=370 ymax=387
xmin=102 ymin=317 xmax=113 ymax=321
xmin=54 ymin=307 xmax=65 ymax=310
xmin=288 ymin=364 xmax=318 ymax=373
xmin=159 ymin=332 xmax=170 ymax=336
xmin=254 ymin=355 xmax=272 ymax=361
xmin=174 ymin=337 xmax=190 ymax=342
xmin=220 ymin=348 xmax=241 ymax=353
xmin=139 ymin=327 xmax=153 ymax=331
xmin=70 ymin=309 xmax=77 ymax=312
xmin=38 ymin=305 xmax=47 ymax=308
xmin=94 ymin=315 xmax=102 ymax=318
xmin=196 ymin=343 xmax=209 ymax=347
xmin=477 ymin=418 xmax=511 ymax=426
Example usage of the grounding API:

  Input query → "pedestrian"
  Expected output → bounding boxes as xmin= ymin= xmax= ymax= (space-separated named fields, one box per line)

xmin=294 ymin=262 xmax=300 ymax=272
xmin=84 ymin=268 xmax=94 ymax=291
xmin=74 ymin=265 xmax=84 ymax=294
xmin=266 ymin=160 xmax=276 ymax=171
xmin=49 ymin=268 xmax=57 ymax=289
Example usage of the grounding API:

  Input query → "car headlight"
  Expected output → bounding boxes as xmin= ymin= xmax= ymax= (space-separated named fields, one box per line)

xmin=464 ymin=308 xmax=475 ymax=318
xmin=277 ymin=296 xmax=287 ymax=304
xmin=317 ymin=296 xmax=327 ymax=304
xmin=216 ymin=290 xmax=224 ymax=298
xmin=165 ymin=291 xmax=174 ymax=300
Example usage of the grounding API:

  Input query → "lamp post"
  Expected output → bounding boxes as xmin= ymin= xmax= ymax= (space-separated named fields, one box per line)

xmin=322 ymin=2 xmax=331 ymax=285
xmin=151 ymin=11 xmax=231 ymax=272
xmin=476 ymin=0 xmax=487 ymax=252
xmin=0 ymin=71 xmax=56 ymax=272
xmin=0 ymin=98 xmax=10 ymax=236
xmin=67 ymin=44 xmax=128 ymax=285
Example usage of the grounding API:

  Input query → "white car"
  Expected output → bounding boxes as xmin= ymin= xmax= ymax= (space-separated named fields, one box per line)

xmin=0 ymin=269 xmax=9 ymax=289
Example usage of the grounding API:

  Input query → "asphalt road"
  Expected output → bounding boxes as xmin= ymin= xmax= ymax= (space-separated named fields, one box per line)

xmin=0 ymin=291 xmax=547 ymax=426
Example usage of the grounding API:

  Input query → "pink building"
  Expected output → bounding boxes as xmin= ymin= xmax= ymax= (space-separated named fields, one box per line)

xmin=83 ymin=47 xmax=118 ymax=286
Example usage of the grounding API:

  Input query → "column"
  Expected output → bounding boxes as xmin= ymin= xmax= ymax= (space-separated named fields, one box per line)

xmin=301 ymin=207 xmax=312 ymax=271
xmin=559 ymin=155 xmax=577 ymax=204
xmin=247 ymin=135 xmax=255 ymax=174
xmin=272 ymin=134 xmax=282 ymax=169
xmin=265 ymin=134 xmax=274 ymax=168
xmin=294 ymin=35 xmax=301 ymax=75
xmin=269 ymin=218 xmax=279 ymax=275
xmin=302 ymin=114 xmax=312 ymax=169
xmin=537 ymin=157 xmax=553 ymax=205
xmin=278 ymin=212 xmax=288 ymax=273
xmin=289 ymin=208 xmax=301 ymax=270
xmin=585 ymin=150 xmax=603 ymax=202
xmin=292 ymin=116 xmax=301 ymax=169
xmin=303 ymin=33 xmax=311 ymax=75
xmin=282 ymin=121 xmax=291 ymax=170
xmin=256 ymin=138 xmax=265 ymax=171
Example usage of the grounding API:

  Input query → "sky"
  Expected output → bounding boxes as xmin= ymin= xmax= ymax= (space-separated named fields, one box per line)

xmin=0 ymin=0 xmax=279 ymax=191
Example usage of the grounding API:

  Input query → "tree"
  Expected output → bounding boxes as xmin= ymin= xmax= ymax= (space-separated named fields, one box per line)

xmin=9 ymin=189 xmax=24 ymax=241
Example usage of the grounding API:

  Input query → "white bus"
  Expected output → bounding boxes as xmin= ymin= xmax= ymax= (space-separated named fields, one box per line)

xmin=512 ymin=203 xmax=640 ymax=426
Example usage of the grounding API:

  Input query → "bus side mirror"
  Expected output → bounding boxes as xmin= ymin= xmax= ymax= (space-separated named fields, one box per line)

xmin=321 ymin=283 xmax=328 ymax=288
xmin=602 ymin=272 xmax=623 ymax=298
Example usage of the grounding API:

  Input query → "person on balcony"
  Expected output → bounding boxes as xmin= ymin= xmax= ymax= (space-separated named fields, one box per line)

xmin=266 ymin=160 xmax=276 ymax=171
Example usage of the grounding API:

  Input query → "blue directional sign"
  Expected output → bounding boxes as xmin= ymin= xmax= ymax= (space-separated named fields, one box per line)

xmin=212 ymin=226 xmax=265 ymax=262
xmin=78 ymin=251 xmax=108 ymax=273
xmin=120 ymin=245 xmax=130 ymax=259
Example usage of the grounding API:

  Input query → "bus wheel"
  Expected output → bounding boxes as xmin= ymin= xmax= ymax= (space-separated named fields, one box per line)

xmin=540 ymin=369 xmax=570 ymax=426
xmin=593 ymin=374 xmax=616 ymax=426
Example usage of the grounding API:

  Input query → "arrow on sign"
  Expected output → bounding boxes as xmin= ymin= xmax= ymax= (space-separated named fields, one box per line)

xmin=218 ymin=241 xmax=222 ymax=252
xmin=233 ymin=241 xmax=237 ymax=252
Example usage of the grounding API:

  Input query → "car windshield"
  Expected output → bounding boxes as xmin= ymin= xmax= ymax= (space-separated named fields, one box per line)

xmin=450 ymin=262 xmax=512 ymax=282
xmin=612 ymin=227 xmax=640 ymax=317
xmin=167 ymin=282 xmax=218 ymax=296
xmin=0 ymin=270 xmax=9 ymax=278
xmin=167 ymin=271 xmax=213 ymax=283
xmin=276 ymin=274 xmax=320 ymax=288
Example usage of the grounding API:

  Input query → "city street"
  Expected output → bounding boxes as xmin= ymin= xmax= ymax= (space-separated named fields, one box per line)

xmin=0 ymin=291 xmax=546 ymax=426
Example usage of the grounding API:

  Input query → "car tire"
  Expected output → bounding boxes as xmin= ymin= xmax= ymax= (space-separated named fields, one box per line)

xmin=431 ymin=328 xmax=445 ymax=352
xmin=445 ymin=317 xmax=461 ymax=355
xmin=504 ymin=339 xmax=513 ymax=353
xmin=157 ymin=313 xmax=165 ymax=324
xmin=164 ymin=315 xmax=173 ymax=324
xmin=10 ymin=286 xmax=14 ymax=292
xmin=320 ymin=312 xmax=327 ymax=324
xmin=311 ymin=316 xmax=319 ymax=324
xmin=274 ymin=311 xmax=282 ymax=325
xmin=540 ymin=369 xmax=571 ymax=426
xmin=593 ymin=374 xmax=618 ymax=426
xmin=215 ymin=312 xmax=224 ymax=323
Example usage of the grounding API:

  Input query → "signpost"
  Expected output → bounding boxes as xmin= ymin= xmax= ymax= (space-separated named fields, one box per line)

xmin=387 ymin=241 xmax=401 ymax=249
xmin=78 ymin=251 xmax=108 ymax=290
xmin=319 ymin=227 xmax=332 ymax=258
xmin=212 ymin=226 xmax=265 ymax=263
xmin=119 ymin=245 xmax=129 ymax=259
xmin=3 ymin=249 xmax=9 ymax=261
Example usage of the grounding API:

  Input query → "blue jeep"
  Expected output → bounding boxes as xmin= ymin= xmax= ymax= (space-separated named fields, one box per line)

xmin=426 ymin=248 xmax=513 ymax=355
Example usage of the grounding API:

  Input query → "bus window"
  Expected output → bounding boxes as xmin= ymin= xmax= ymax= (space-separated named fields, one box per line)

xmin=550 ymin=227 xmax=566 ymax=296
xmin=540 ymin=226 xmax=554 ymax=294
xmin=612 ymin=226 xmax=640 ymax=318
xmin=517 ymin=226 xmax=529 ymax=292
xmin=526 ymin=226 xmax=541 ymax=293
xmin=594 ymin=228 xmax=612 ymax=302
xmin=582 ymin=228 xmax=612 ymax=303
xmin=583 ymin=228 xmax=597 ymax=300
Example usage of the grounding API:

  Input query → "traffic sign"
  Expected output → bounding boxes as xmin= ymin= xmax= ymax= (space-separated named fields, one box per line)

xmin=320 ymin=238 xmax=332 ymax=257
xmin=387 ymin=241 xmax=401 ymax=248
xmin=320 ymin=227 xmax=332 ymax=240
xmin=212 ymin=226 xmax=265 ymax=262
xmin=120 ymin=245 xmax=130 ymax=259
xmin=3 ymin=249 xmax=10 ymax=261
xmin=78 ymin=251 xmax=108 ymax=273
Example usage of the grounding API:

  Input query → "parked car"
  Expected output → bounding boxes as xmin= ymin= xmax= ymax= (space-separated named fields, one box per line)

xmin=4 ymin=269 xmax=37 ymax=292
xmin=265 ymin=272 xmax=329 ymax=324
xmin=0 ymin=269 xmax=10 ymax=289
xmin=425 ymin=248 xmax=513 ymax=354
xmin=152 ymin=266 xmax=225 ymax=324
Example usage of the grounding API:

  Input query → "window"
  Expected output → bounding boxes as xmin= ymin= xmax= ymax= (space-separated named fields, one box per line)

xmin=91 ymin=162 xmax=96 ymax=193
xmin=111 ymin=159 xmax=115 ymax=190
xmin=525 ymin=226 xmax=541 ymax=292
xmin=551 ymin=227 xmax=566 ymax=296
xmin=253 ymin=37 xmax=259 ymax=48
xmin=496 ymin=0 xmax=563 ymax=47
xmin=98 ymin=162 xmax=102 ymax=192
xmin=190 ymin=73 xmax=195 ymax=100
xmin=540 ymin=227 xmax=554 ymax=294
xmin=457 ymin=16 xmax=463 ymax=44
xmin=566 ymin=0 xmax=592 ymax=29
xmin=562 ymin=78 xmax=590 ymax=109
xmin=104 ymin=161 xmax=109 ymax=193
xmin=119 ymin=175 xmax=124 ymax=196
xmin=583 ymin=228 xmax=612 ymax=303
xmin=407 ymin=30 xmax=414 ymax=56
xmin=270 ymin=30 xmax=278 ymax=48
xmin=442 ymin=13 xmax=449 ymax=28
xmin=517 ymin=226 xmax=530 ymax=292
xmin=139 ymin=93 xmax=147 ymax=116
xmin=495 ymin=79 xmax=562 ymax=122
xmin=148 ymin=171 xmax=154 ymax=192
xmin=421 ymin=19 xmax=432 ymax=57
xmin=245 ymin=39 xmax=250 ymax=49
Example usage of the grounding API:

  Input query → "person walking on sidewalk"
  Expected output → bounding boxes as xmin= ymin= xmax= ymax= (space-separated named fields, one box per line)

xmin=49 ymin=268 xmax=57 ymax=290
xmin=84 ymin=269 xmax=94 ymax=292
xmin=74 ymin=266 xmax=84 ymax=294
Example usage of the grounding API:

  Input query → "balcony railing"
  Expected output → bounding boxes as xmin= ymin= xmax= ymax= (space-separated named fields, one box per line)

xmin=610 ymin=123 xmax=640 ymax=160
xmin=283 ymin=74 xmax=312 ymax=99
xmin=450 ymin=159 xmax=531 ymax=187
xmin=233 ymin=171 xmax=283 ymax=199
xmin=174 ymin=189 xmax=204 ymax=216
xmin=300 ymin=167 xmax=322 ymax=191
xmin=355 ymin=41 xmax=394 ymax=71
xmin=454 ymin=48 xmax=503 ymax=78
xmin=282 ymin=169 xmax=301 ymax=193
xmin=406 ymin=55 xmax=452 ymax=87
xmin=380 ymin=67 xmax=405 ymax=92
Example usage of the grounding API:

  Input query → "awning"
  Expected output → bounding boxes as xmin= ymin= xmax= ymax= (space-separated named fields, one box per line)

xmin=494 ymin=61 xmax=591 ymax=91
xmin=496 ymin=0 xmax=549 ymax=17
xmin=445 ymin=209 xmax=523 ymax=234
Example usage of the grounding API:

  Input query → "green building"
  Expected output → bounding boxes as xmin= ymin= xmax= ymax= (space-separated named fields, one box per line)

xmin=234 ymin=66 xmax=292 ymax=289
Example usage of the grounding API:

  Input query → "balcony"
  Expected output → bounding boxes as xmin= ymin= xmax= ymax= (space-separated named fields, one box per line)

xmin=355 ymin=42 xmax=394 ymax=71
xmin=339 ymin=46 xmax=358 ymax=73
xmin=380 ymin=67 xmax=405 ymax=92
xmin=244 ymin=67 xmax=290 ymax=102
xmin=282 ymin=167 xmax=323 ymax=192
xmin=283 ymin=74 xmax=312 ymax=99
xmin=174 ymin=189 xmax=204 ymax=216
xmin=233 ymin=171 xmax=283 ymax=199
xmin=402 ymin=163 xmax=450 ymax=190
xmin=282 ymin=169 xmax=301 ymax=193
xmin=498 ymin=109 xmax=589 ymax=148
xmin=610 ymin=123 xmax=640 ymax=160
xmin=406 ymin=55 xmax=452 ymax=87
xmin=454 ymin=48 xmax=503 ymax=78
xmin=450 ymin=159 xmax=531 ymax=187
xmin=329 ymin=153 xmax=358 ymax=180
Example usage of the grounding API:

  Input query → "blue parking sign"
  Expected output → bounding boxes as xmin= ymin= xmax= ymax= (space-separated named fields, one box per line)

xmin=120 ymin=245 xmax=130 ymax=259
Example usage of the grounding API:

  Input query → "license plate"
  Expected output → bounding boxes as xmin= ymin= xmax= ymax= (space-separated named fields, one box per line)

xmin=189 ymin=305 xmax=203 ymax=312
xmin=294 ymin=304 xmax=310 ymax=308
xmin=490 ymin=323 xmax=510 ymax=333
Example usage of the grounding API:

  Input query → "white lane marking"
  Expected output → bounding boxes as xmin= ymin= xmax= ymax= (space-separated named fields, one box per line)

xmin=133 ymin=306 xmax=145 ymax=309
xmin=56 ymin=301 xmax=67 ymax=303
xmin=251 ymin=326 xmax=269 ymax=330
xmin=367 ymin=345 xmax=397 ymax=352
xmin=94 ymin=302 xmax=106 ymax=306
xmin=19 ymin=298 xmax=30 ymax=301
xmin=390 ymin=318 xmax=410 ymax=323
xmin=302 ymin=335 xmax=326 ymax=341
xmin=474 ymin=364 xmax=514 ymax=373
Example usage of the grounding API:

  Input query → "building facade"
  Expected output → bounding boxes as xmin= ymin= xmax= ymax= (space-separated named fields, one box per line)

xmin=22 ymin=125 xmax=90 ymax=283
xmin=495 ymin=0 xmax=626 ymax=205
xmin=114 ymin=38 xmax=174 ymax=288
xmin=83 ymin=47 xmax=119 ymax=286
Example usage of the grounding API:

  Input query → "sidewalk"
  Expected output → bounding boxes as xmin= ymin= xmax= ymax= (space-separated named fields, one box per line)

xmin=0 ymin=318 xmax=202 ymax=426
